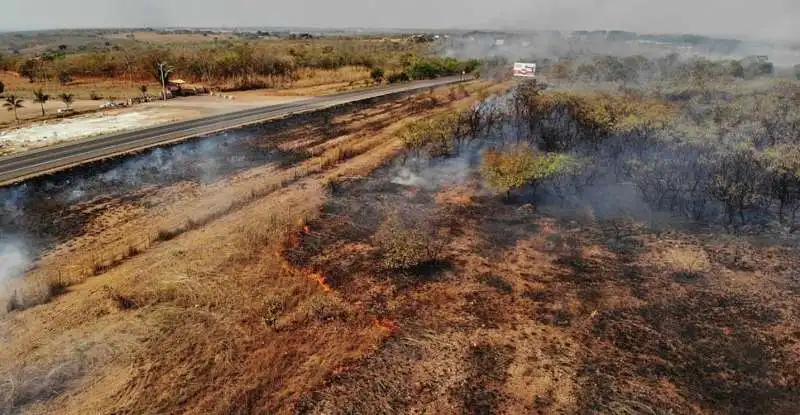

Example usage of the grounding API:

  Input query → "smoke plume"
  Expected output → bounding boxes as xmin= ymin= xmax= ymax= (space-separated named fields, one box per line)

xmin=0 ymin=239 xmax=30 ymax=284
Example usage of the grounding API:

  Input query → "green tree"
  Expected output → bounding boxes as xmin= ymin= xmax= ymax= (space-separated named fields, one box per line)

xmin=18 ymin=59 xmax=38 ymax=83
xmin=370 ymin=67 xmax=385 ymax=83
xmin=3 ymin=95 xmax=24 ymax=123
xmin=57 ymin=70 xmax=73 ymax=85
xmin=40 ymin=52 xmax=56 ymax=86
xmin=594 ymin=56 xmax=637 ymax=84
xmin=481 ymin=145 xmax=570 ymax=199
xmin=120 ymin=48 xmax=137 ymax=97
xmin=58 ymin=92 xmax=74 ymax=109
xmin=234 ymin=43 xmax=256 ymax=83
xmin=461 ymin=59 xmax=481 ymax=74
xmin=387 ymin=72 xmax=410 ymax=84
xmin=32 ymin=89 xmax=50 ymax=116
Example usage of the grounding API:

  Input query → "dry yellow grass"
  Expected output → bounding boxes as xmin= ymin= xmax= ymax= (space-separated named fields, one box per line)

xmin=658 ymin=245 xmax=712 ymax=273
xmin=0 ymin=71 xmax=159 ymax=100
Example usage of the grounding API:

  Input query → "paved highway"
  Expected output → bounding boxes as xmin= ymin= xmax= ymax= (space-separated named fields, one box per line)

xmin=0 ymin=76 xmax=465 ymax=187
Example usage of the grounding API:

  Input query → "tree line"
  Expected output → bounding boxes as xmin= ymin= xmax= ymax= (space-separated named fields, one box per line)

xmin=2 ymin=39 xmax=481 ymax=90
xmin=508 ymin=80 xmax=800 ymax=232
xmin=545 ymin=53 xmax=777 ymax=85
xmin=392 ymin=79 xmax=800 ymax=233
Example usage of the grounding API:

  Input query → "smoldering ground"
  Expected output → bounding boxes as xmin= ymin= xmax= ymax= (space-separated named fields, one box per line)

xmin=0 ymin=126 xmax=304 ymax=273
xmin=387 ymin=79 xmax=800 ymax=241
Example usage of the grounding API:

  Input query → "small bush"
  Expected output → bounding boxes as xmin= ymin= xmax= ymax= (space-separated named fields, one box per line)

xmin=478 ymin=275 xmax=513 ymax=294
xmin=401 ymin=112 xmax=460 ymax=156
xmin=89 ymin=91 xmax=103 ymax=100
xmin=370 ymin=67 xmax=385 ymax=83
xmin=301 ymin=294 xmax=348 ymax=322
xmin=57 ymin=71 xmax=73 ymax=85
xmin=386 ymin=72 xmax=410 ymax=84
xmin=104 ymin=287 xmax=138 ymax=310
xmin=374 ymin=213 xmax=445 ymax=271
xmin=262 ymin=295 xmax=285 ymax=327
xmin=448 ymin=86 xmax=458 ymax=101
xmin=481 ymin=145 xmax=571 ymax=198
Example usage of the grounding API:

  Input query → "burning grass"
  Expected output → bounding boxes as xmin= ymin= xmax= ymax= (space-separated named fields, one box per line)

xmin=0 ymin=80 xmax=505 ymax=414
xmin=4 ymin=77 xmax=797 ymax=414
xmin=280 ymin=131 xmax=799 ymax=413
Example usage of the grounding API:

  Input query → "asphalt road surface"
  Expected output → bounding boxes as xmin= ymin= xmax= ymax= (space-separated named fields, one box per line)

xmin=0 ymin=76 xmax=466 ymax=187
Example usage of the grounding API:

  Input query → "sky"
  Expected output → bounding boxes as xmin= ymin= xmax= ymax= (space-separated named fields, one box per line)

xmin=3 ymin=0 xmax=799 ymax=40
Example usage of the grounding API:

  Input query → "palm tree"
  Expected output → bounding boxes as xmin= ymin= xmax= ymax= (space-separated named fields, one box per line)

xmin=58 ymin=92 xmax=74 ymax=109
xmin=155 ymin=62 xmax=174 ymax=101
xmin=32 ymin=88 xmax=50 ymax=116
xmin=3 ymin=95 xmax=24 ymax=124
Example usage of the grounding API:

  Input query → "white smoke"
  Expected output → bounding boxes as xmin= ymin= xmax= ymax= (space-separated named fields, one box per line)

xmin=390 ymin=144 xmax=483 ymax=190
xmin=0 ymin=239 xmax=30 ymax=284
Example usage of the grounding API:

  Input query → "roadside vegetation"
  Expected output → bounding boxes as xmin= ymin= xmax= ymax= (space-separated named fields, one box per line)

xmin=0 ymin=81 xmax=520 ymax=414
xmin=0 ymin=33 xmax=478 ymax=94
xmin=0 ymin=31 xmax=481 ymax=126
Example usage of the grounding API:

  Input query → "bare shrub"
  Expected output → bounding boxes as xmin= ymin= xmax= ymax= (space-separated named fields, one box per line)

xmin=478 ymin=275 xmax=513 ymax=294
xmin=710 ymin=147 xmax=763 ymax=225
xmin=762 ymin=146 xmax=800 ymax=227
xmin=661 ymin=247 xmax=710 ymax=273
xmin=261 ymin=295 xmax=285 ymax=328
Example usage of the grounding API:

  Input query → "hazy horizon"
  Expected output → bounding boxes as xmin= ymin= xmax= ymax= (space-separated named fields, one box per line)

xmin=3 ymin=0 xmax=799 ymax=41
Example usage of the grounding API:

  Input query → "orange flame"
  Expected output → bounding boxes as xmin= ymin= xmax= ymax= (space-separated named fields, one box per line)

xmin=310 ymin=272 xmax=332 ymax=293
xmin=375 ymin=318 xmax=399 ymax=334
